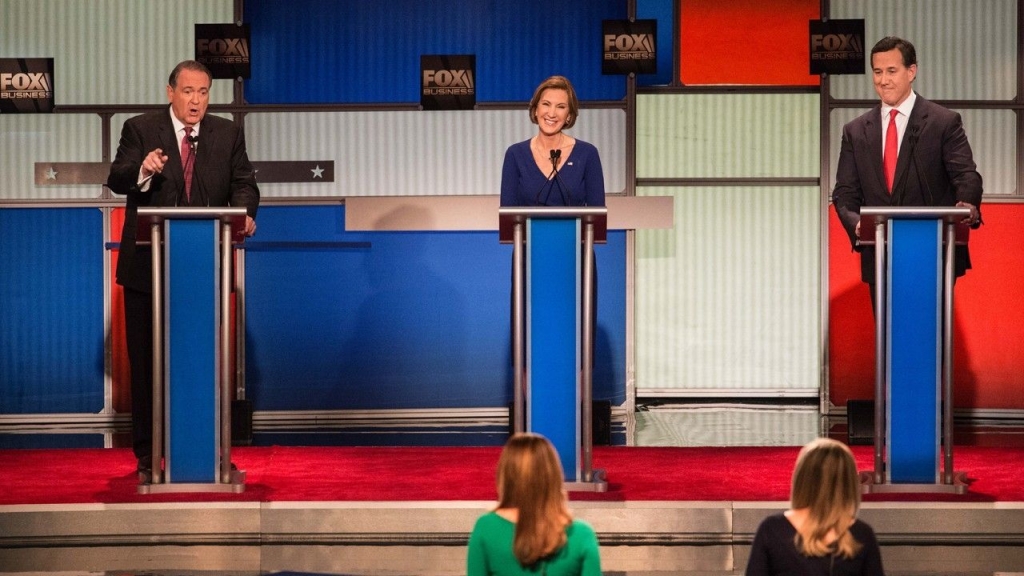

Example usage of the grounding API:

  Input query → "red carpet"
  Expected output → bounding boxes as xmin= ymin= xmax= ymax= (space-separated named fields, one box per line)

xmin=1 ymin=445 xmax=1021 ymax=505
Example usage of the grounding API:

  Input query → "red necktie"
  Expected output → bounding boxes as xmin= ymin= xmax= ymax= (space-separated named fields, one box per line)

xmin=883 ymin=109 xmax=898 ymax=194
xmin=180 ymin=126 xmax=194 ymax=201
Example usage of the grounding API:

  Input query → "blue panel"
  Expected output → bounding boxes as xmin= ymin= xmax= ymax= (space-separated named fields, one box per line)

xmin=0 ymin=208 xmax=104 ymax=414
xmin=166 ymin=220 xmax=219 ymax=483
xmin=245 ymin=0 xmax=627 ymax=103
xmin=887 ymin=219 xmax=941 ymax=484
xmin=243 ymin=206 xmax=626 ymax=433
xmin=527 ymin=219 xmax=580 ymax=481
xmin=0 ymin=434 xmax=106 ymax=449
xmin=636 ymin=0 xmax=675 ymax=86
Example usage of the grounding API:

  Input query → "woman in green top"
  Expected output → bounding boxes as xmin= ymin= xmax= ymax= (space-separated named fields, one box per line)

xmin=467 ymin=433 xmax=602 ymax=576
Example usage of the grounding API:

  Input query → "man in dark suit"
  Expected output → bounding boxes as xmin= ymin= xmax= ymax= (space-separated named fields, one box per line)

xmin=106 ymin=60 xmax=260 ymax=479
xmin=833 ymin=36 xmax=982 ymax=290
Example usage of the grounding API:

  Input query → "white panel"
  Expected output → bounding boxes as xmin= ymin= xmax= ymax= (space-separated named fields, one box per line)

xmin=0 ymin=114 xmax=102 ymax=200
xmin=635 ymin=407 xmax=820 ymax=447
xmin=0 ymin=0 xmax=235 ymax=105
xmin=636 ymin=94 xmax=820 ymax=179
xmin=830 ymin=0 xmax=1016 ymax=101
xmin=243 ymin=109 xmax=626 ymax=197
xmin=635 ymin=186 xmax=820 ymax=394
xmin=828 ymin=108 xmax=1016 ymax=196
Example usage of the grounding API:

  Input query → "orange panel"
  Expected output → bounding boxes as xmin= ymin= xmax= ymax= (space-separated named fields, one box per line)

xmin=680 ymin=0 xmax=820 ymax=86
xmin=110 ymin=207 xmax=131 ymax=415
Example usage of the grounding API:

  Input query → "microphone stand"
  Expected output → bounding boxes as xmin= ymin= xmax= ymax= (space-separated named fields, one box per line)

xmin=185 ymin=135 xmax=205 ymax=206
xmin=549 ymin=148 xmax=572 ymax=205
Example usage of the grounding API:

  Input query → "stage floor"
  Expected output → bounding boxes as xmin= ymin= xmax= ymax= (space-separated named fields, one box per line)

xmin=1 ymin=444 xmax=1023 ymax=575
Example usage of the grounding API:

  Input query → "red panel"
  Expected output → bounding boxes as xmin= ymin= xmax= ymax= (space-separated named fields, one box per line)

xmin=829 ymin=204 xmax=1024 ymax=410
xmin=680 ymin=0 xmax=820 ymax=86
xmin=109 ymin=208 xmax=131 ymax=415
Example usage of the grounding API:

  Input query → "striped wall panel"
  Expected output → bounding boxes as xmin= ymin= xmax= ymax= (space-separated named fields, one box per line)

xmin=829 ymin=0 xmax=1016 ymax=101
xmin=244 ymin=109 xmax=627 ymax=197
xmin=635 ymin=186 xmax=820 ymax=396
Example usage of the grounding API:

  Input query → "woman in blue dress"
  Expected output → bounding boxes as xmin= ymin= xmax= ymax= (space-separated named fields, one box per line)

xmin=500 ymin=76 xmax=604 ymax=207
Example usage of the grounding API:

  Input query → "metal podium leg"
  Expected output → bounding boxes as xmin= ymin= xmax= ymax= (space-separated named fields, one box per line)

xmin=512 ymin=222 xmax=525 ymax=434
xmin=220 ymin=223 xmax=233 ymax=484
xmin=872 ymin=221 xmax=886 ymax=486
xmin=942 ymin=223 xmax=958 ymax=486
xmin=581 ymin=223 xmax=595 ymax=483
xmin=150 ymin=223 xmax=164 ymax=485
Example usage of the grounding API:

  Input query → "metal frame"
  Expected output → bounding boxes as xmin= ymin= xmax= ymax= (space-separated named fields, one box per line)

xmin=137 ymin=207 xmax=247 ymax=494
xmin=500 ymin=206 xmax=607 ymax=491
xmin=857 ymin=206 xmax=970 ymax=494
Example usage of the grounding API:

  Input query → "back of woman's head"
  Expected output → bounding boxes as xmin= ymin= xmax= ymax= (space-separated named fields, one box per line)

xmin=790 ymin=438 xmax=863 ymax=558
xmin=497 ymin=433 xmax=571 ymax=566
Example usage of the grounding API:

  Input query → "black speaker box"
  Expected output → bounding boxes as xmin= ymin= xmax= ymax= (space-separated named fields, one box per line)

xmin=847 ymin=399 xmax=874 ymax=445
xmin=231 ymin=399 xmax=253 ymax=446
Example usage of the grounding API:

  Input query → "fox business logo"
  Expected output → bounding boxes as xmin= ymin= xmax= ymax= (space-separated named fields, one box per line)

xmin=809 ymin=19 xmax=864 ymax=75
xmin=197 ymin=38 xmax=250 ymax=65
xmin=603 ymin=33 xmax=655 ymax=61
xmin=0 ymin=72 xmax=52 ymax=99
xmin=195 ymin=24 xmax=251 ymax=78
xmin=811 ymin=33 xmax=863 ymax=61
xmin=422 ymin=69 xmax=475 ymax=96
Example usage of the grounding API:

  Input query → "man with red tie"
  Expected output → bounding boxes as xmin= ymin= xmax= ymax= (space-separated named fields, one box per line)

xmin=832 ymin=36 xmax=982 ymax=291
xmin=106 ymin=60 xmax=260 ymax=480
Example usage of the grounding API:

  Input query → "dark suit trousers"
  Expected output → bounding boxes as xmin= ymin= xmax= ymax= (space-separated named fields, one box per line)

xmin=123 ymin=286 xmax=153 ymax=460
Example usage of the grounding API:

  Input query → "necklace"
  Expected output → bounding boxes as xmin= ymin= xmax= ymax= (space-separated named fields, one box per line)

xmin=532 ymin=133 xmax=565 ymax=168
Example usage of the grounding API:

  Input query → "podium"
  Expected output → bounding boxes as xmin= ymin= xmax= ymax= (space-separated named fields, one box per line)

xmin=135 ymin=207 xmax=247 ymax=494
xmin=857 ymin=206 xmax=971 ymax=494
xmin=499 ymin=207 xmax=608 ymax=492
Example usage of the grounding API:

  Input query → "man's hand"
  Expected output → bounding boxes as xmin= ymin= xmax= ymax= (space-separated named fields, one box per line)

xmin=244 ymin=216 xmax=257 ymax=237
xmin=956 ymin=201 xmax=980 ymax=226
xmin=141 ymin=148 xmax=169 ymax=179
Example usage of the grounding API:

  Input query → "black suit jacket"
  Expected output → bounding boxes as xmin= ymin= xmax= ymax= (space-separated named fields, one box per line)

xmin=832 ymin=95 xmax=983 ymax=283
xmin=106 ymin=106 xmax=260 ymax=292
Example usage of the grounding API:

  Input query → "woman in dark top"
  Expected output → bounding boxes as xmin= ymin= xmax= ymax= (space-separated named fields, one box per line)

xmin=746 ymin=438 xmax=885 ymax=576
xmin=500 ymin=75 xmax=604 ymax=207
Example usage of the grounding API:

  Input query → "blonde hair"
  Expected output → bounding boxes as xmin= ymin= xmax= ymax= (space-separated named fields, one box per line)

xmin=790 ymin=438 xmax=863 ymax=559
xmin=496 ymin=433 xmax=572 ymax=566
xmin=528 ymin=75 xmax=580 ymax=129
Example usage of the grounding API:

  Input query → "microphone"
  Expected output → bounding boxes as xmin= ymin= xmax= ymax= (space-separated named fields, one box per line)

xmin=549 ymin=148 xmax=572 ymax=205
xmin=187 ymin=133 xmax=199 ymax=152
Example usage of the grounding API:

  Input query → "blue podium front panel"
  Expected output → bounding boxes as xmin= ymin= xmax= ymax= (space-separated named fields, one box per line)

xmin=886 ymin=218 xmax=942 ymax=484
xmin=165 ymin=219 xmax=220 ymax=483
xmin=526 ymin=219 xmax=581 ymax=482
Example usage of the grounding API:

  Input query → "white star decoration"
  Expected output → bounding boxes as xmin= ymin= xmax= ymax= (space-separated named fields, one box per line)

xmin=45 ymin=167 xmax=58 ymax=180
xmin=311 ymin=165 xmax=324 ymax=179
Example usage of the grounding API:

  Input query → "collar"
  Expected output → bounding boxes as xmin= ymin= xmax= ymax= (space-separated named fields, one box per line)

xmin=169 ymin=108 xmax=200 ymax=139
xmin=882 ymin=90 xmax=916 ymax=120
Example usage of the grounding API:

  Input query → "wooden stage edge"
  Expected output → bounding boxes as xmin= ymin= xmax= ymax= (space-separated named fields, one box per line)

xmin=2 ymin=500 xmax=1023 ymax=574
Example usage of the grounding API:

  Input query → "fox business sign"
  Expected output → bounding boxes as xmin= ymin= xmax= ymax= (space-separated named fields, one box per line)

xmin=195 ymin=23 xmax=251 ymax=79
xmin=1 ymin=58 xmax=54 ymax=113
xmin=809 ymin=19 xmax=865 ymax=75
xmin=602 ymin=20 xmax=656 ymax=75
xmin=421 ymin=55 xmax=475 ymax=111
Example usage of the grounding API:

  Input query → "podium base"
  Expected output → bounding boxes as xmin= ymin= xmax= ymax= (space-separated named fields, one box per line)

xmin=565 ymin=469 xmax=608 ymax=493
xmin=859 ymin=470 xmax=968 ymax=495
xmin=138 ymin=468 xmax=246 ymax=494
